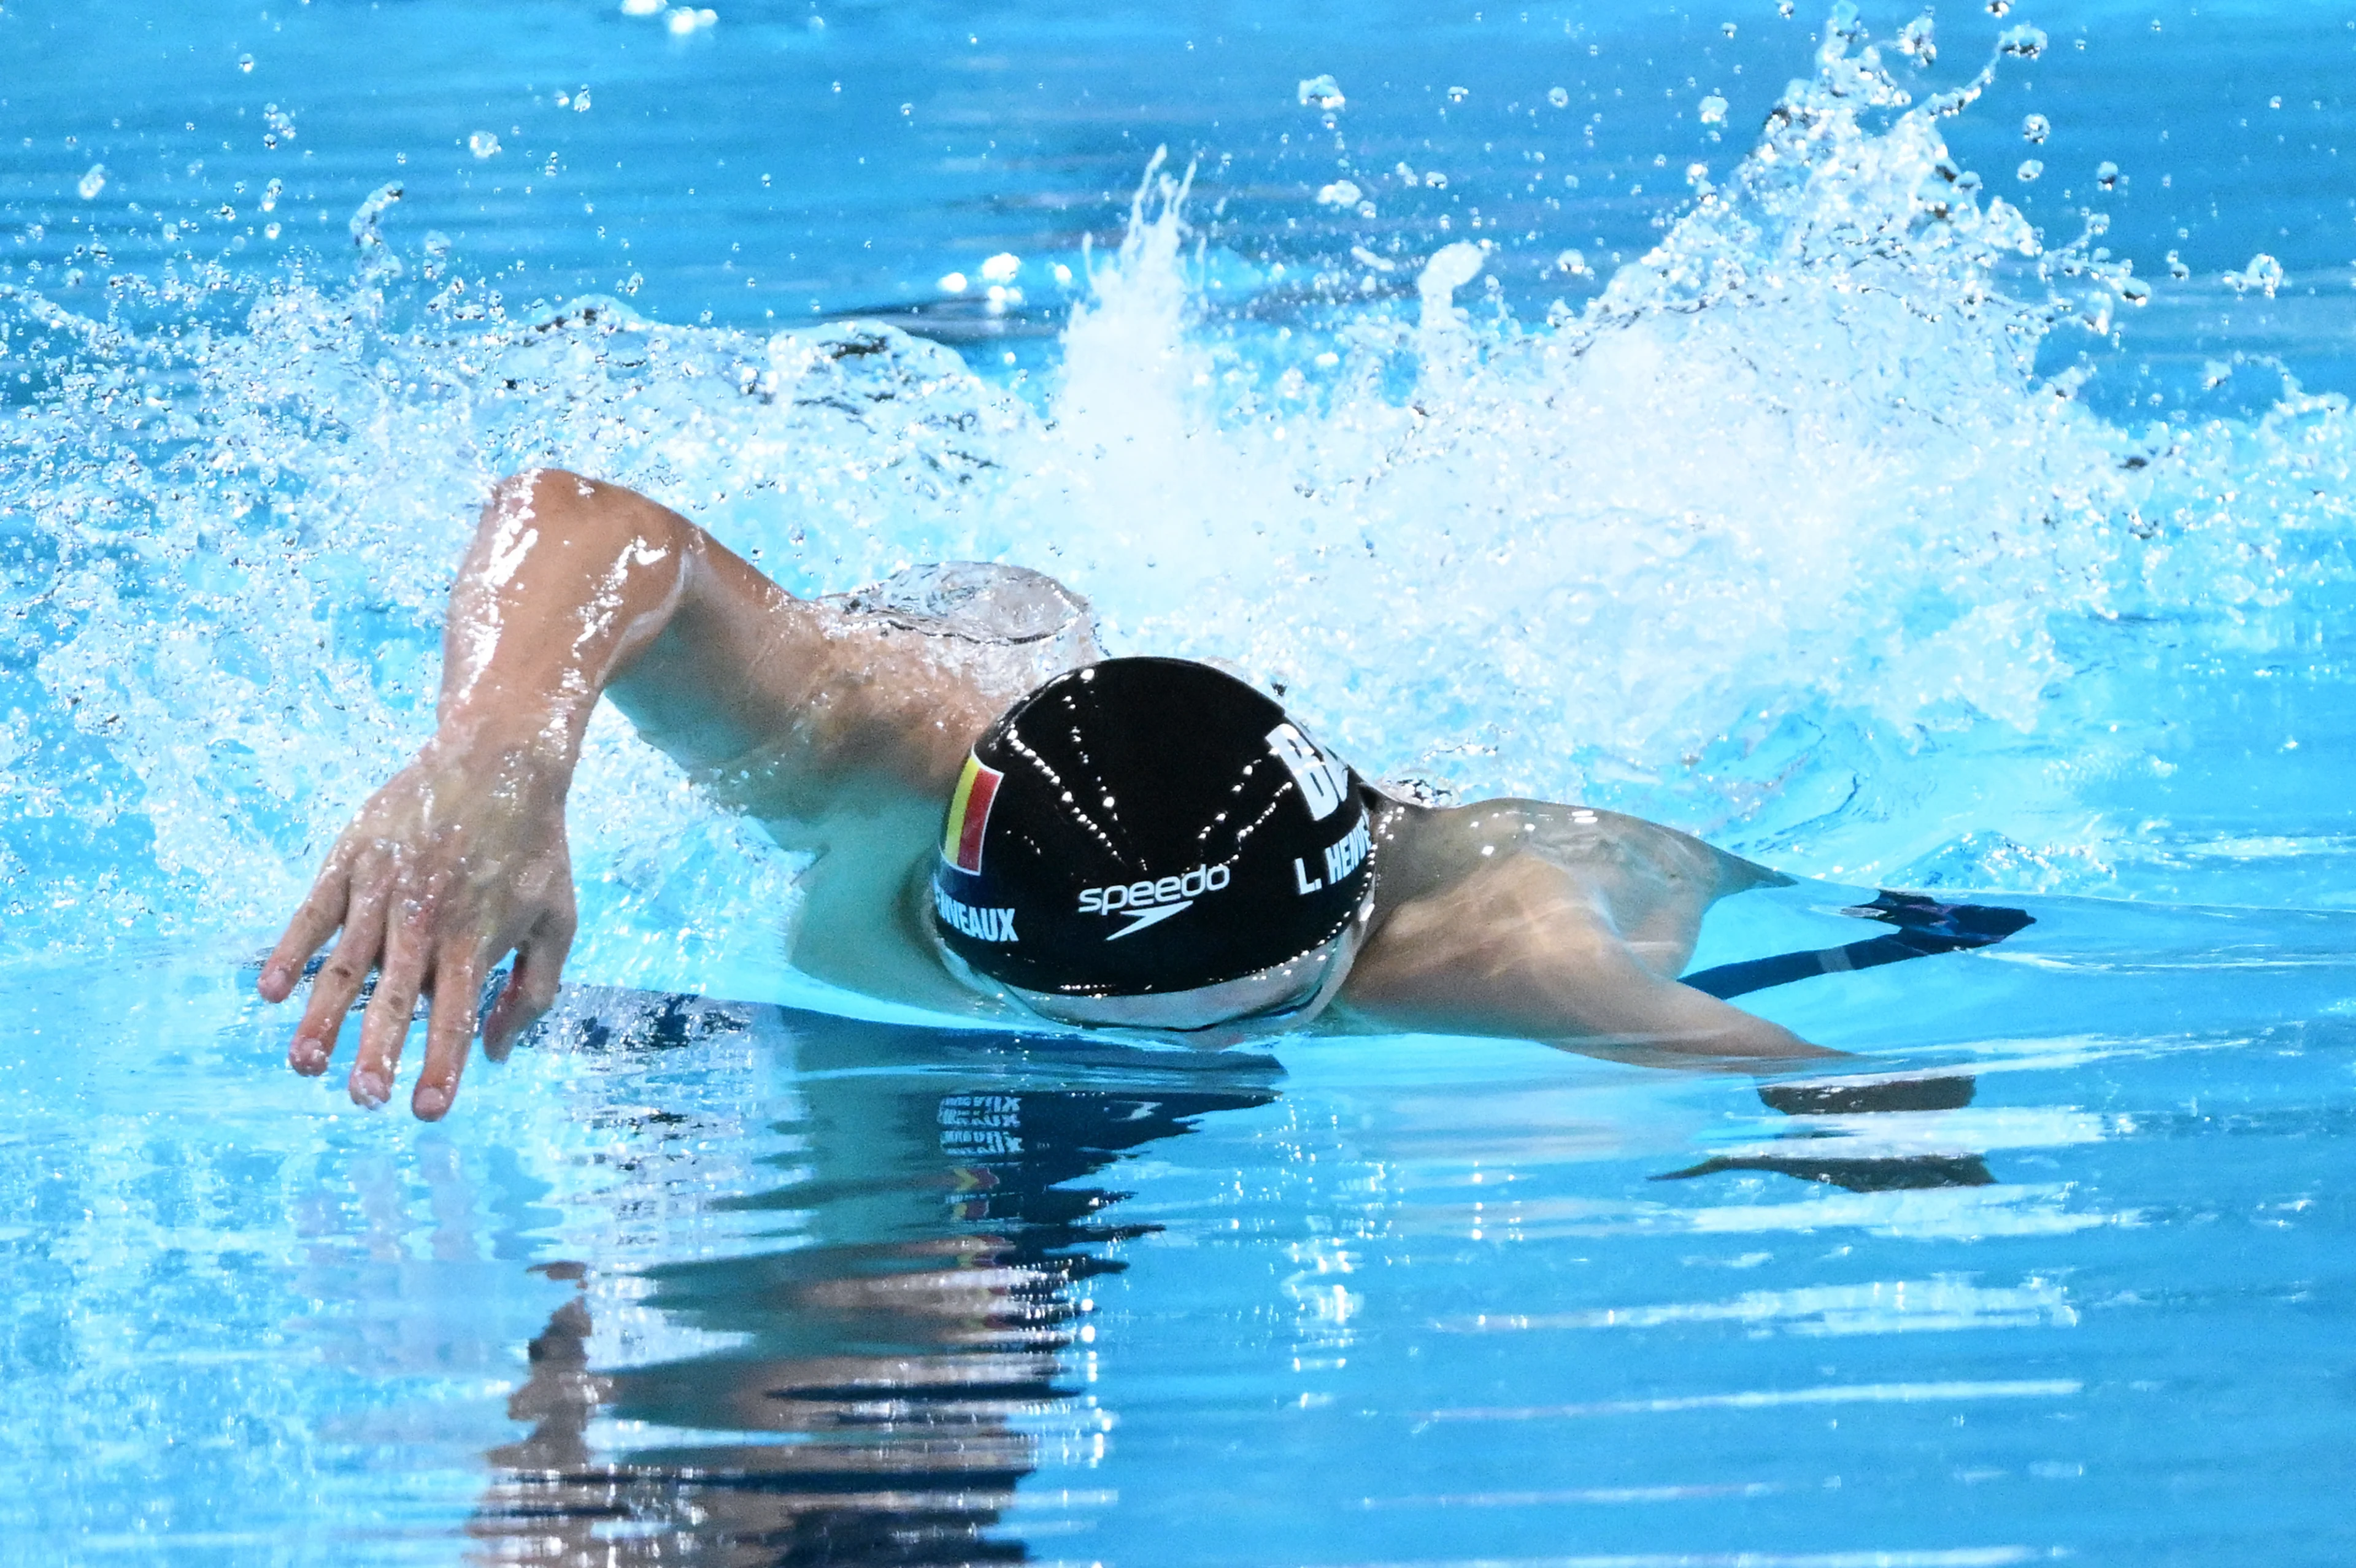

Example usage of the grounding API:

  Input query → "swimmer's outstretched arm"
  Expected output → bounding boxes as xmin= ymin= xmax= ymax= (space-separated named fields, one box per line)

xmin=258 ymin=468 xmax=810 ymax=1119
xmin=1341 ymin=853 xmax=1839 ymax=1065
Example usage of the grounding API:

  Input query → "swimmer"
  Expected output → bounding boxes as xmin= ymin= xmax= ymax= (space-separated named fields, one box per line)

xmin=254 ymin=470 xmax=1923 ymax=1118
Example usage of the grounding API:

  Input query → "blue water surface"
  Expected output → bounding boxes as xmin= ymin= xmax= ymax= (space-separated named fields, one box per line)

xmin=4 ymin=1 xmax=2356 ymax=1564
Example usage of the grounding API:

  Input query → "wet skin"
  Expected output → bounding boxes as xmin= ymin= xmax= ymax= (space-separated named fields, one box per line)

xmin=257 ymin=469 xmax=1828 ymax=1120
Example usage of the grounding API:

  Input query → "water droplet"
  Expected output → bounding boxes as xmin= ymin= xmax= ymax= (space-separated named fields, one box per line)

xmin=1315 ymin=179 xmax=1362 ymax=207
xmin=1996 ymin=23 xmax=2047 ymax=57
xmin=1698 ymin=94 xmax=1728 ymax=125
xmin=468 ymin=131 xmax=502 ymax=159
xmin=75 ymin=164 xmax=106 ymax=200
xmin=2096 ymin=160 xmax=2119 ymax=190
xmin=1985 ymin=0 xmax=2009 ymax=13
xmin=2119 ymin=277 xmax=2150 ymax=306
xmin=2022 ymin=113 xmax=2050 ymax=144
xmin=1555 ymin=248 xmax=1590 ymax=275
xmin=2268 ymin=96 xmax=2282 ymax=110
xmin=939 ymin=271 xmax=969 ymax=294
xmin=2225 ymin=253 xmax=2284 ymax=297
xmin=2167 ymin=249 xmax=2190 ymax=280
xmin=347 ymin=180 xmax=403 ymax=250
xmin=1897 ymin=13 xmax=1936 ymax=64
xmin=263 ymin=221 xmax=280 ymax=240
xmin=621 ymin=0 xmax=662 ymax=12
xmin=236 ymin=53 xmax=255 ymax=73
xmin=260 ymin=177 xmax=282 ymax=212
xmin=1423 ymin=171 xmax=1447 ymax=188
xmin=1296 ymin=74 xmax=1345 ymax=110
xmin=573 ymin=88 xmax=592 ymax=113
xmin=1721 ymin=20 xmax=1737 ymax=37
xmin=1547 ymin=86 xmax=1569 ymax=108
xmin=2016 ymin=158 xmax=2044 ymax=182
xmin=980 ymin=252 xmax=1020 ymax=283
xmin=1777 ymin=0 xmax=1793 ymax=15
xmin=1447 ymin=85 xmax=1471 ymax=104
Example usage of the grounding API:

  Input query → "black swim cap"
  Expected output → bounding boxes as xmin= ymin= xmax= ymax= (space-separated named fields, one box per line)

xmin=930 ymin=657 xmax=1374 ymax=999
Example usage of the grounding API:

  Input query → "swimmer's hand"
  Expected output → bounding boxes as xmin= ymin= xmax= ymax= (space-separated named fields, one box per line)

xmin=253 ymin=468 xmax=707 ymax=1117
xmin=256 ymin=730 xmax=577 ymax=1120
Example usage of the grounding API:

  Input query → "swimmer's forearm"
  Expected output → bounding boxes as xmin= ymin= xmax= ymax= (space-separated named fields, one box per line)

xmin=433 ymin=469 xmax=701 ymax=768
xmin=436 ymin=467 xmax=816 ymax=783
xmin=1531 ymin=948 xmax=1833 ymax=1061
xmin=1573 ymin=1007 xmax=1836 ymax=1063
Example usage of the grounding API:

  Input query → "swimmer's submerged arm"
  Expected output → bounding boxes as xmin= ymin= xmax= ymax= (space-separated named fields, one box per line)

xmin=1341 ymin=853 xmax=1838 ymax=1064
xmin=259 ymin=468 xmax=812 ymax=1119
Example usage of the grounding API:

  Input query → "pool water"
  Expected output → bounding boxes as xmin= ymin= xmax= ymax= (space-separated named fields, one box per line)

xmin=6 ymin=0 xmax=2356 ymax=1562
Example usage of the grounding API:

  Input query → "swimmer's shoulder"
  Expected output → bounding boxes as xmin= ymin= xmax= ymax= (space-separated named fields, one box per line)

xmin=814 ymin=562 xmax=1103 ymax=680
xmin=1363 ymin=785 xmax=1787 ymax=911
xmin=691 ymin=563 xmax=1099 ymax=825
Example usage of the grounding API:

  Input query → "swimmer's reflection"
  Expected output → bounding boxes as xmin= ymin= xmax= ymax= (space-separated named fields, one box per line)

xmin=1658 ymin=1074 xmax=1997 ymax=1192
xmin=469 ymin=997 xmax=1277 ymax=1566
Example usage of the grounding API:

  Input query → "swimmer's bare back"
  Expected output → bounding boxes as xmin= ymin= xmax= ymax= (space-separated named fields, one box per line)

xmin=258 ymin=471 xmax=1825 ymax=1121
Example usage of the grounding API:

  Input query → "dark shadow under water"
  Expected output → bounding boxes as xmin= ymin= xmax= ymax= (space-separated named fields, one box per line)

xmin=466 ymin=990 xmax=1280 ymax=1567
xmin=461 ymin=990 xmax=1997 ymax=1565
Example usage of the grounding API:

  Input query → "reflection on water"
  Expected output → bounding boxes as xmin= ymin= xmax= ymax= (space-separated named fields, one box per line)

xmin=1660 ymin=1076 xmax=1997 ymax=1194
xmin=3 ymin=955 xmax=2347 ymax=1561
xmin=468 ymin=990 xmax=1277 ymax=1566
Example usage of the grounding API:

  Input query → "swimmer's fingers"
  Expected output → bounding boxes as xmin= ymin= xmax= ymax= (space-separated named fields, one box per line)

xmin=483 ymin=900 xmax=576 ymax=1064
xmin=260 ymin=855 xmax=355 ymax=1004
xmin=289 ymin=864 xmax=392 ymax=1077
xmin=412 ymin=944 xmax=485 ymax=1122
xmin=350 ymin=888 xmax=434 ymax=1110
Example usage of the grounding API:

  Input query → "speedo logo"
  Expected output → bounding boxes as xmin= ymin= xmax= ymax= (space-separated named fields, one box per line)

xmin=934 ymin=885 xmax=1017 ymax=943
xmin=1077 ymin=863 xmax=1232 ymax=940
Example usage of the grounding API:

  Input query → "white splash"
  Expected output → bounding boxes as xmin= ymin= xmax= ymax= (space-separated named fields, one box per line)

xmin=2 ymin=12 xmax=2353 ymax=983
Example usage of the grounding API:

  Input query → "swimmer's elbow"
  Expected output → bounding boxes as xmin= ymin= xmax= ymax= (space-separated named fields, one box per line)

xmin=485 ymin=466 xmax=636 ymax=525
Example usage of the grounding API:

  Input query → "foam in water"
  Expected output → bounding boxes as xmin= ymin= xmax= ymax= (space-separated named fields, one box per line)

xmin=4 ymin=8 xmax=2355 ymax=993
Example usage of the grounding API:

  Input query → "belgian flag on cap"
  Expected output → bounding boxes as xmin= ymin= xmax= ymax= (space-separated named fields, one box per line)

xmin=941 ymin=754 xmax=1003 ymax=874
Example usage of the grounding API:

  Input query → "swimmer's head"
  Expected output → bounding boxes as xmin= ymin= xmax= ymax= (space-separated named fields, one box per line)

xmin=928 ymin=657 xmax=1376 ymax=1041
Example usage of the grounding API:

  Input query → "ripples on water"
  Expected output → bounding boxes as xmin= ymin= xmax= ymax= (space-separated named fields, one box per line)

xmin=8 ymin=955 xmax=2351 ymax=1562
xmin=3 ymin=1 xmax=2355 ymax=1562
